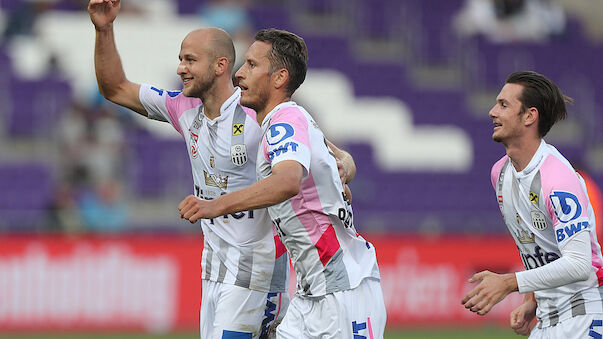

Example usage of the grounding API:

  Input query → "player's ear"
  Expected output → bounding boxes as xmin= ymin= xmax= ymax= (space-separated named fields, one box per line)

xmin=524 ymin=107 xmax=538 ymax=127
xmin=272 ymin=68 xmax=289 ymax=91
xmin=215 ymin=56 xmax=229 ymax=76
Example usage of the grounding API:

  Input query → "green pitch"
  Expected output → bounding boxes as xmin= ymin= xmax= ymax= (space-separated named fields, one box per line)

xmin=0 ymin=328 xmax=520 ymax=338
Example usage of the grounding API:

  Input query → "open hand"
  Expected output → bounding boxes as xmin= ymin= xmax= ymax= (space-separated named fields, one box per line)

xmin=461 ymin=270 xmax=518 ymax=316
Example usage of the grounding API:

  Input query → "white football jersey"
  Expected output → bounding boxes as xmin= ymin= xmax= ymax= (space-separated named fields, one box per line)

xmin=257 ymin=101 xmax=381 ymax=297
xmin=492 ymin=140 xmax=603 ymax=327
xmin=140 ymin=85 xmax=288 ymax=293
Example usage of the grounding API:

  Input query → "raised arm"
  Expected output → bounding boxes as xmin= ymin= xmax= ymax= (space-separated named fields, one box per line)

xmin=88 ymin=0 xmax=147 ymax=116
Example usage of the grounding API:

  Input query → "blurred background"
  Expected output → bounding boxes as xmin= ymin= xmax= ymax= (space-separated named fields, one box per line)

xmin=1 ymin=0 xmax=603 ymax=337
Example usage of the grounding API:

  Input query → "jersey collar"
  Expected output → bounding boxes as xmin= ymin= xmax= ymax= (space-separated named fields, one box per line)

xmin=202 ymin=87 xmax=242 ymax=125
xmin=513 ymin=139 xmax=547 ymax=178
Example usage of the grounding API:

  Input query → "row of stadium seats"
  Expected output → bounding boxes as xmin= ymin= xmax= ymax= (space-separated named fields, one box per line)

xmin=0 ymin=0 xmax=602 ymax=233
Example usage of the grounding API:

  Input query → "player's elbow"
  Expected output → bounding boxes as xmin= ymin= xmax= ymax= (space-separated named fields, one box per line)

xmin=98 ymin=83 xmax=120 ymax=103
xmin=572 ymin=257 xmax=592 ymax=282
xmin=279 ymin=177 xmax=300 ymax=199
xmin=98 ymin=79 xmax=131 ymax=103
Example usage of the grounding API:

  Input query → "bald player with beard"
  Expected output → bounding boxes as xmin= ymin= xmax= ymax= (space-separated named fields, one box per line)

xmin=88 ymin=1 xmax=356 ymax=338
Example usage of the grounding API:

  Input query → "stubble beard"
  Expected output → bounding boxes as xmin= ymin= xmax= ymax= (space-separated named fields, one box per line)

xmin=183 ymin=69 xmax=216 ymax=99
xmin=242 ymin=86 xmax=270 ymax=114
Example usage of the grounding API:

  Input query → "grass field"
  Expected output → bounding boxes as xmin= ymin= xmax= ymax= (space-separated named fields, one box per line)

xmin=0 ymin=328 xmax=521 ymax=338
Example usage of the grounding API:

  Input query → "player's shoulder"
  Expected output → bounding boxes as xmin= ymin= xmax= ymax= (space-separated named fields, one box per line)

xmin=540 ymin=152 xmax=581 ymax=192
xmin=490 ymin=155 xmax=509 ymax=189
xmin=142 ymin=84 xmax=202 ymax=109
xmin=272 ymin=103 xmax=306 ymax=120
xmin=491 ymin=155 xmax=509 ymax=177
xmin=239 ymin=104 xmax=258 ymax=125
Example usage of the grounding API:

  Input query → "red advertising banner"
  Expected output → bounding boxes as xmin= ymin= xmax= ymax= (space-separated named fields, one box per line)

xmin=0 ymin=234 xmax=202 ymax=332
xmin=368 ymin=235 xmax=524 ymax=327
xmin=0 ymin=234 xmax=525 ymax=332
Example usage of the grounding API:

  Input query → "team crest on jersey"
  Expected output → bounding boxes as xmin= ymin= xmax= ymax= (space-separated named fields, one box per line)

xmin=203 ymin=170 xmax=228 ymax=189
xmin=231 ymin=144 xmax=248 ymax=166
xmin=210 ymin=155 xmax=215 ymax=169
xmin=531 ymin=211 xmax=547 ymax=230
xmin=232 ymin=123 xmax=244 ymax=135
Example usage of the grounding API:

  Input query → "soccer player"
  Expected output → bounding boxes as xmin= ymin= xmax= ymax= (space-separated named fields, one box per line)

xmin=461 ymin=71 xmax=603 ymax=338
xmin=88 ymin=1 xmax=356 ymax=338
xmin=178 ymin=28 xmax=386 ymax=338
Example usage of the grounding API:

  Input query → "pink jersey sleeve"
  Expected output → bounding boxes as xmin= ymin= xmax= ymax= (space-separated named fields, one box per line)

xmin=491 ymin=155 xmax=509 ymax=190
xmin=262 ymin=106 xmax=311 ymax=172
xmin=241 ymin=106 xmax=258 ymax=124
xmin=540 ymin=154 xmax=591 ymax=246
xmin=139 ymin=84 xmax=201 ymax=136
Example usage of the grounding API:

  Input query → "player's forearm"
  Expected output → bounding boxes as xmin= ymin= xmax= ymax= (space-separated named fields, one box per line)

xmin=516 ymin=231 xmax=592 ymax=293
xmin=94 ymin=25 xmax=127 ymax=99
xmin=213 ymin=172 xmax=300 ymax=216
xmin=94 ymin=27 xmax=146 ymax=115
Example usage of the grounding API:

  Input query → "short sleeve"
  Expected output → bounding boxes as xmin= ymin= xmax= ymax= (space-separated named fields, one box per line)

xmin=139 ymin=84 xmax=201 ymax=136
xmin=263 ymin=107 xmax=311 ymax=175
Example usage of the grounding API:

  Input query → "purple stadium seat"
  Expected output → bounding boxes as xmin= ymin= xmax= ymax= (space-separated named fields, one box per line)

xmin=7 ymin=76 xmax=73 ymax=137
xmin=127 ymin=131 xmax=192 ymax=198
xmin=0 ymin=163 xmax=54 ymax=230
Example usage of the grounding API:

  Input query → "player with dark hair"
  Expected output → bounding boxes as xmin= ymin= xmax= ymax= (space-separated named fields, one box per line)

xmin=88 ymin=1 xmax=356 ymax=338
xmin=178 ymin=28 xmax=386 ymax=339
xmin=462 ymin=71 xmax=603 ymax=338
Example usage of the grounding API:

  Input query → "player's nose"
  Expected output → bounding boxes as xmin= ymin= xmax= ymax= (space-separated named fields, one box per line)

xmin=234 ymin=66 xmax=245 ymax=80
xmin=488 ymin=105 xmax=497 ymax=118
xmin=177 ymin=61 xmax=187 ymax=76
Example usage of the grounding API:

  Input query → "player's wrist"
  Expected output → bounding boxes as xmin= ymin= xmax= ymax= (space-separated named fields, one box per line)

xmin=211 ymin=195 xmax=228 ymax=219
xmin=94 ymin=22 xmax=114 ymax=33
xmin=506 ymin=273 xmax=519 ymax=292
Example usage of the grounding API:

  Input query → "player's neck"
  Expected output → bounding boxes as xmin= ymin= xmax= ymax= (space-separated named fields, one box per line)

xmin=202 ymin=80 xmax=236 ymax=120
xmin=505 ymin=136 xmax=541 ymax=172
xmin=256 ymin=94 xmax=292 ymax=125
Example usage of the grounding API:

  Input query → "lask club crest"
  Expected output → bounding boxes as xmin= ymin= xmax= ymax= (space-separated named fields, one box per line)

xmin=231 ymin=144 xmax=248 ymax=166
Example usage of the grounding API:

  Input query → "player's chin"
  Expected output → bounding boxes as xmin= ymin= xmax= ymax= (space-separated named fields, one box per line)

xmin=240 ymin=96 xmax=257 ymax=110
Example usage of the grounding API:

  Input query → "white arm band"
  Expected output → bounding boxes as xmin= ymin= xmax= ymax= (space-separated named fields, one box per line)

xmin=516 ymin=230 xmax=592 ymax=293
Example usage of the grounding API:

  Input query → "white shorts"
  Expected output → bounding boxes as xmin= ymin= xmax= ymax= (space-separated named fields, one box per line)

xmin=529 ymin=314 xmax=603 ymax=339
xmin=276 ymin=277 xmax=386 ymax=339
xmin=200 ymin=280 xmax=289 ymax=339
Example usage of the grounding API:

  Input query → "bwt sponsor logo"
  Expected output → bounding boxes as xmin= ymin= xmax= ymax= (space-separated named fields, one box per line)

xmin=556 ymin=221 xmax=589 ymax=242
xmin=520 ymin=245 xmax=559 ymax=270
xmin=0 ymin=244 xmax=178 ymax=332
xmin=550 ymin=191 xmax=582 ymax=223
xmin=268 ymin=142 xmax=298 ymax=161
xmin=266 ymin=123 xmax=294 ymax=146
